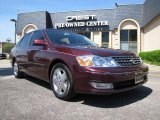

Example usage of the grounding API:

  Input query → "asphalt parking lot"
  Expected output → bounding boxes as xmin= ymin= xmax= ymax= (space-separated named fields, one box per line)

xmin=0 ymin=60 xmax=160 ymax=120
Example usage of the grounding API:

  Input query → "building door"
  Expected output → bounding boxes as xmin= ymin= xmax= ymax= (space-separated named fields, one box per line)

xmin=102 ymin=32 xmax=109 ymax=48
xmin=120 ymin=29 xmax=137 ymax=53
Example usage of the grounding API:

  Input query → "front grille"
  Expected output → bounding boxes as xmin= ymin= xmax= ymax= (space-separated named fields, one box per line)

xmin=112 ymin=56 xmax=141 ymax=67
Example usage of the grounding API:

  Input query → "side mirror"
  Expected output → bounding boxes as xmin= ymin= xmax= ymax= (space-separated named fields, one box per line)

xmin=34 ymin=40 xmax=48 ymax=46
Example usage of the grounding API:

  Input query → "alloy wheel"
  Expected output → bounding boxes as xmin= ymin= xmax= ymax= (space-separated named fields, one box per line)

xmin=14 ymin=62 xmax=18 ymax=76
xmin=52 ymin=68 xmax=69 ymax=95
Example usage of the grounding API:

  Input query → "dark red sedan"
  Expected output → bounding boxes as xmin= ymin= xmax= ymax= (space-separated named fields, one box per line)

xmin=11 ymin=29 xmax=148 ymax=100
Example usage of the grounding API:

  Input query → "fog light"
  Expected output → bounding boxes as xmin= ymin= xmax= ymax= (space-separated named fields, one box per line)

xmin=90 ymin=82 xmax=113 ymax=89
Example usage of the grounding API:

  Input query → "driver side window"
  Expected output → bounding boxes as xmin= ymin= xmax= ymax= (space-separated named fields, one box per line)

xmin=29 ymin=31 xmax=45 ymax=46
xmin=18 ymin=33 xmax=31 ymax=48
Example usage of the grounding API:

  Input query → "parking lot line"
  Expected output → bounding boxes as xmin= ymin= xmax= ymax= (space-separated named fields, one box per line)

xmin=0 ymin=75 xmax=14 ymax=80
xmin=148 ymin=74 xmax=160 ymax=77
xmin=149 ymin=69 xmax=160 ymax=71
xmin=148 ymin=82 xmax=160 ymax=85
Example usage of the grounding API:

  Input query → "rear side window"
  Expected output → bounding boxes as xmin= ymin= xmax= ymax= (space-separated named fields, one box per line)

xmin=19 ymin=33 xmax=31 ymax=48
xmin=29 ymin=31 xmax=45 ymax=46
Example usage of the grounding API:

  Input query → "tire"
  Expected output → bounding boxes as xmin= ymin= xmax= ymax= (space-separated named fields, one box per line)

xmin=50 ymin=63 xmax=75 ymax=100
xmin=13 ymin=60 xmax=23 ymax=78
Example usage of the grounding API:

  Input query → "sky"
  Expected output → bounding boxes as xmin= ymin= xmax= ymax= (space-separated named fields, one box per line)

xmin=0 ymin=0 xmax=145 ymax=43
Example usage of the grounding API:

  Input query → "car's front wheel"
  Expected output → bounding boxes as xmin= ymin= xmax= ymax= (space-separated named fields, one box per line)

xmin=13 ymin=61 xmax=23 ymax=78
xmin=50 ymin=63 xmax=75 ymax=100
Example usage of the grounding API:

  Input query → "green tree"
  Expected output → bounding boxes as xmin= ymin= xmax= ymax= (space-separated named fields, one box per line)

xmin=2 ymin=43 xmax=14 ymax=53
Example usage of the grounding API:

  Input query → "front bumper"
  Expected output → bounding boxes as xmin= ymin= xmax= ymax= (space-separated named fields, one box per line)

xmin=73 ymin=64 xmax=149 ymax=95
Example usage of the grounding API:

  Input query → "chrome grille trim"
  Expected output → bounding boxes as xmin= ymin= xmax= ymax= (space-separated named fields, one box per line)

xmin=111 ymin=56 xmax=142 ymax=67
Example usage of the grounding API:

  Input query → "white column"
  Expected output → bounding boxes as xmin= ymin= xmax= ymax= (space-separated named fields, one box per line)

xmin=109 ymin=31 xmax=112 ymax=48
xmin=91 ymin=32 xmax=94 ymax=41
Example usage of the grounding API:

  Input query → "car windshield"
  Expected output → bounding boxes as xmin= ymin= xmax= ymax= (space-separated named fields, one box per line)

xmin=45 ymin=30 xmax=97 ymax=47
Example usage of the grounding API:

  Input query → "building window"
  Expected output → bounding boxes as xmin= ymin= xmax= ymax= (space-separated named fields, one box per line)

xmin=102 ymin=32 xmax=109 ymax=48
xmin=78 ymin=32 xmax=91 ymax=39
xmin=120 ymin=30 xmax=137 ymax=53
xmin=22 ymin=24 xmax=37 ymax=36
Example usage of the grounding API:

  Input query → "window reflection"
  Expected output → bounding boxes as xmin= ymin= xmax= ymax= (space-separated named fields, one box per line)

xmin=102 ymin=32 xmax=109 ymax=48
xmin=120 ymin=30 xmax=137 ymax=53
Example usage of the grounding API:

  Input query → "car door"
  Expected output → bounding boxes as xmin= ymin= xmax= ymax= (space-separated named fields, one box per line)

xmin=27 ymin=30 xmax=49 ymax=81
xmin=15 ymin=33 xmax=32 ymax=73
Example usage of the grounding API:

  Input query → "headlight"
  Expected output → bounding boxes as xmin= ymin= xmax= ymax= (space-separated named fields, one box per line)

xmin=76 ymin=55 xmax=118 ymax=67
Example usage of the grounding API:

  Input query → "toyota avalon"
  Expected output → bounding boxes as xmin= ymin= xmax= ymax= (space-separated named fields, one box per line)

xmin=11 ymin=29 xmax=148 ymax=100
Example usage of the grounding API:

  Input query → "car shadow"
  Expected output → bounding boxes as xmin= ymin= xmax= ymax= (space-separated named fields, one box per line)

xmin=72 ymin=86 xmax=152 ymax=108
xmin=24 ymin=75 xmax=52 ymax=90
xmin=0 ymin=67 xmax=13 ymax=77
xmin=24 ymin=76 xmax=152 ymax=108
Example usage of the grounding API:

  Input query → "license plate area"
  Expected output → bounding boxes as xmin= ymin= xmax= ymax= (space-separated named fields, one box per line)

xmin=135 ymin=72 xmax=144 ymax=84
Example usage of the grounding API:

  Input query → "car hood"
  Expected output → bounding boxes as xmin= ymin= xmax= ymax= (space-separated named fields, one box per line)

xmin=54 ymin=45 xmax=136 ymax=57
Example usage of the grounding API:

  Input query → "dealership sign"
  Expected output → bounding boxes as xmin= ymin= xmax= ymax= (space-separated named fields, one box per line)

xmin=55 ymin=15 xmax=108 ymax=28
xmin=66 ymin=15 xmax=96 ymax=21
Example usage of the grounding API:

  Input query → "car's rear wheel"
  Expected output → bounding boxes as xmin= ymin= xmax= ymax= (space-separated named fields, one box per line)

xmin=50 ymin=63 xmax=75 ymax=100
xmin=13 ymin=61 xmax=23 ymax=78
